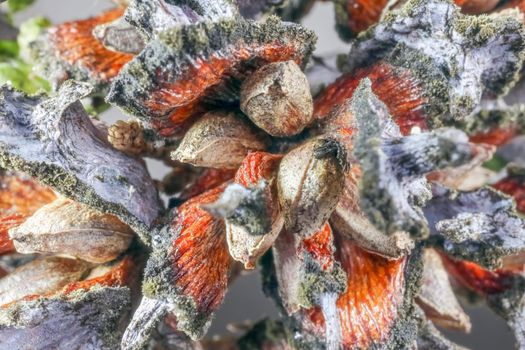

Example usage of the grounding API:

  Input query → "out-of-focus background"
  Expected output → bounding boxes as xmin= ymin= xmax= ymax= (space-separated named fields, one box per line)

xmin=5 ymin=1 xmax=516 ymax=348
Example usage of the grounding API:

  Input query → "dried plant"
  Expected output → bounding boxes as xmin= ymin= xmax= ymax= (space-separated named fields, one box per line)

xmin=1 ymin=0 xmax=525 ymax=349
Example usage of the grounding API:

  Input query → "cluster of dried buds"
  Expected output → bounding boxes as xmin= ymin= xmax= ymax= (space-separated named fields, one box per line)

xmin=2 ymin=0 xmax=525 ymax=349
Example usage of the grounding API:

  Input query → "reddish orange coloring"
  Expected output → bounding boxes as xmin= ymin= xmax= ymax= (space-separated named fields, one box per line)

xmin=49 ymin=8 xmax=133 ymax=82
xmin=470 ymin=126 xmax=519 ymax=147
xmin=441 ymin=255 xmax=514 ymax=295
xmin=493 ymin=176 xmax=525 ymax=214
xmin=306 ymin=238 xmax=406 ymax=349
xmin=301 ymin=223 xmax=335 ymax=271
xmin=171 ymin=185 xmax=231 ymax=314
xmin=314 ymin=62 xmax=428 ymax=135
xmin=234 ymin=152 xmax=283 ymax=187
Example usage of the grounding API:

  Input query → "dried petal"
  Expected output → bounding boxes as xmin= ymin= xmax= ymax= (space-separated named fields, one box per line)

xmin=0 ymin=256 xmax=90 ymax=306
xmin=30 ymin=8 xmax=134 ymax=89
xmin=240 ymin=60 xmax=313 ymax=137
xmin=172 ymin=110 xmax=267 ymax=169
xmin=0 ymin=81 xmax=162 ymax=242
xmin=424 ymin=184 xmax=525 ymax=269
xmin=345 ymin=0 xmax=525 ymax=121
xmin=416 ymin=310 xmax=468 ymax=350
xmin=125 ymin=185 xmax=231 ymax=346
xmin=9 ymin=197 xmax=133 ymax=263
xmin=107 ymin=17 xmax=315 ymax=137
xmin=277 ymin=138 xmax=345 ymax=237
xmin=416 ymin=249 xmax=471 ymax=332
xmin=0 ymin=173 xmax=56 ymax=255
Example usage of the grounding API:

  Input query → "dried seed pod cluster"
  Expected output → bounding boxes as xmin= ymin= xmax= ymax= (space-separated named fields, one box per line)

xmin=1 ymin=0 xmax=525 ymax=349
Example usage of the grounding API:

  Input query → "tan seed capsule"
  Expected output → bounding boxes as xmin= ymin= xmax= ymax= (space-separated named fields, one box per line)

xmin=277 ymin=138 xmax=345 ymax=237
xmin=9 ymin=198 xmax=134 ymax=263
xmin=172 ymin=110 xmax=267 ymax=169
xmin=0 ymin=256 xmax=90 ymax=306
xmin=240 ymin=60 xmax=314 ymax=137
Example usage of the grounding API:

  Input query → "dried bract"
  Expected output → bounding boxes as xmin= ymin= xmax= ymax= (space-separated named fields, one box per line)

xmin=107 ymin=17 xmax=316 ymax=137
xmin=345 ymin=0 xmax=525 ymax=122
xmin=30 ymin=8 xmax=134 ymax=89
xmin=240 ymin=60 xmax=313 ymax=137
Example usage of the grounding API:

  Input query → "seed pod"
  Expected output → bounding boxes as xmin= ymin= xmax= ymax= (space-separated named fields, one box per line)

xmin=9 ymin=197 xmax=134 ymax=264
xmin=240 ymin=60 xmax=313 ymax=137
xmin=92 ymin=16 xmax=145 ymax=54
xmin=0 ymin=256 xmax=90 ymax=306
xmin=277 ymin=137 xmax=345 ymax=237
xmin=172 ymin=110 xmax=267 ymax=169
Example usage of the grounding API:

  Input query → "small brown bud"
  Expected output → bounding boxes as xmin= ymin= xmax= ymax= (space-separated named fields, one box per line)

xmin=0 ymin=256 xmax=90 ymax=306
xmin=108 ymin=119 xmax=147 ymax=156
xmin=9 ymin=198 xmax=134 ymax=263
xmin=240 ymin=60 xmax=313 ymax=137
xmin=277 ymin=138 xmax=345 ymax=237
xmin=172 ymin=110 xmax=267 ymax=169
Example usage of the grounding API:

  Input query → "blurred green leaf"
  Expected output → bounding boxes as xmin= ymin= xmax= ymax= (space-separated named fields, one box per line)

xmin=18 ymin=16 xmax=50 ymax=61
xmin=7 ymin=0 xmax=35 ymax=13
xmin=0 ymin=40 xmax=19 ymax=57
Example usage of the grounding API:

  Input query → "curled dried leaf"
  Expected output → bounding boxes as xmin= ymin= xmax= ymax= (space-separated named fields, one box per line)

xmin=0 ymin=286 xmax=131 ymax=350
xmin=172 ymin=110 xmax=267 ymax=169
xmin=9 ymin=197 xmax=134 ymax=263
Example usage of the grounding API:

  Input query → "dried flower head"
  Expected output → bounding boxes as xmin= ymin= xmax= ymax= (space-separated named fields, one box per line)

xmin=1 ymin=0 xmax=525 ymax=348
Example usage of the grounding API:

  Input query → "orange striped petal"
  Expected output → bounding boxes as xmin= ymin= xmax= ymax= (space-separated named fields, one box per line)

xmin=141 ymin=184 xmax=231 ymax=339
